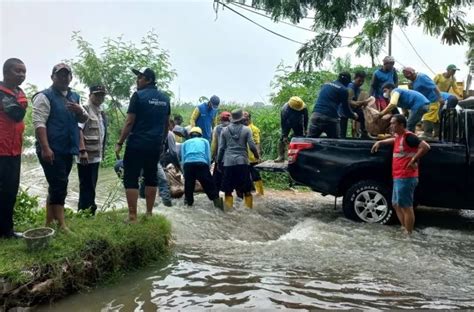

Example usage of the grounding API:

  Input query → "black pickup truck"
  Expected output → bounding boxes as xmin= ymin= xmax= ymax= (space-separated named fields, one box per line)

xmin=284 ymin=109 xmax=474 ymax=224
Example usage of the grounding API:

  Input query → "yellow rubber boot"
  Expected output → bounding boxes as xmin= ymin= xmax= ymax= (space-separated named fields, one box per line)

xmin=244 ymin=194 xmax=253 ymax=209
xmin=255 ymin=180 xmax=264 ymax=196
xmin=224 ymin=195 xmax=234 ymax=210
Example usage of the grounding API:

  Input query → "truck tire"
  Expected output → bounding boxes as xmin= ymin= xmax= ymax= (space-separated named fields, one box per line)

xmin=342 ymin=180 xmax=395 ymax=224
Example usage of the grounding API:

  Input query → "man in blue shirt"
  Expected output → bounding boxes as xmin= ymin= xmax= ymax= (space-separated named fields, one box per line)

xmin=308 ymin=72 xmax=359 ymax=138
xmin=403 ymin=67 xmax=443 ymax=138
xmin=181 ymin=127 xmax=223 ymax=209
xmin=115 ymin=67 xmax=170 ymax=223
xmin=339 ymin=71 xmax=371 ymax=138
xmin=190 ymin=95 xmax=220 ymax=142
xmin=369 ymin=56 xmax=398 ymax=111
xmin=377 ymin=83 xmax=430 ymax=132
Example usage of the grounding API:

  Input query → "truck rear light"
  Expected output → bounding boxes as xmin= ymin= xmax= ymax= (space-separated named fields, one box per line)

xmin=288 ymin=142 xmax=313 ymax=164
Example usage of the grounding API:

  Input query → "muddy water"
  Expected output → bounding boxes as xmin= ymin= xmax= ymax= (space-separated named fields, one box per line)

xmin=20 ymin=159 xmax=474 ymax=310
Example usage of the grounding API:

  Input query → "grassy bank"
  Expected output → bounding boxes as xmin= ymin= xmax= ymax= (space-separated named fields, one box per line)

xmin=0 ymin=200 xmax=172 ymax=309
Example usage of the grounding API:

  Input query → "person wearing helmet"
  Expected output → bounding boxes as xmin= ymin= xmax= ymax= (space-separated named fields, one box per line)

xmin=433 ymin=64 xmax=463 ymax=99
xmin=274 ymin=96 xmax=308 ymax=162
xmin=369 ymin=56 xmax=399 ymax=111
xmin=308 ymin=72 xmax=359 ymax=139
xmin=190 ymin=95 xmax=220 ymax=142
xmin=181 ymin=126 xmax=223 ymax=209
xmin=217 ymin=109 xmax=259 ymax=210
xmin=211 ymin=111 xmax=231 ymax=190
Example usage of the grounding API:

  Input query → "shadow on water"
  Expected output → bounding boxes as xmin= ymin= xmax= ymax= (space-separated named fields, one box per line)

xmin=20 ymin=158 xmax=474 ymax=311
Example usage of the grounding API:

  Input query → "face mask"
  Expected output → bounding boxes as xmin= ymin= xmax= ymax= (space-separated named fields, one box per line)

xmin=383 ymin=92 xmax=390 ymax=99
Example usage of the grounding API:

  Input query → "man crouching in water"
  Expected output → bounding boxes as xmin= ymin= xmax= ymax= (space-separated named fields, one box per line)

xmin=371 ymin=114 xmax=430 ymax=234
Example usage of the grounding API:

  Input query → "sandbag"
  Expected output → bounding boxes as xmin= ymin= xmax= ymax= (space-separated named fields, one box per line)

xmin=164 ymin=164 xmax=204 ymax=199
xmin=362 ymin=97 xmax=391 ymax=136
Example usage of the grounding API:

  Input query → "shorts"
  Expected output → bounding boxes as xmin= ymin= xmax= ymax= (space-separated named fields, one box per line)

xmin=123 ymin=147 xmax=161 ymax=189
xmin=392 ymin=178 xmax=418 ymax=208
xmin=222 ymin=164 xmax=252 ymax=194
xmin=38 ymin=152 xmax=73 ymax=205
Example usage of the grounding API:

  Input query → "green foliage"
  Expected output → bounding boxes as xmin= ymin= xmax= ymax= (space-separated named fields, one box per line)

xmin=1 ymin=208 xmax=171 ymax=292
xmin=13 ymin=188 xmax=43 ymax=229
xmin=68 ymin=31 xmax=177 ymax=167
xmin=223 ymin=0 xmax=471 ymax=70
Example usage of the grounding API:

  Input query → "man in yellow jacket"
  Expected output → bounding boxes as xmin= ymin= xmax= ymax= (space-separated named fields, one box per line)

xmin=433 ymin=64 xmax=463 ymax=98
xmin=244 ymin=111 xmax=264 ymax=195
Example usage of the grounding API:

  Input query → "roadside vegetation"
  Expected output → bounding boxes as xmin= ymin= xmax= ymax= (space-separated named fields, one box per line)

xmin=0 ymin=189 xmax=172 ymax=309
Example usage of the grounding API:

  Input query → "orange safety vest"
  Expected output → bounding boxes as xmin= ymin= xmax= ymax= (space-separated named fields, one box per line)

xmin=0 ymin=85 xmax=27 ymax=156
xmin=392 ymin=130 xmax=419 ymax=179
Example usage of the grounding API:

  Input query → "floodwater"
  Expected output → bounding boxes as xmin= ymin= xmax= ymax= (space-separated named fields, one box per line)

xmin=19 ymin=158 xmax=474 ymax=311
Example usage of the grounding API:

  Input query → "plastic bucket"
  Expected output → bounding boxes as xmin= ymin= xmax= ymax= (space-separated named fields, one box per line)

xmin=23 ymin=227 xmax=55 ymax=251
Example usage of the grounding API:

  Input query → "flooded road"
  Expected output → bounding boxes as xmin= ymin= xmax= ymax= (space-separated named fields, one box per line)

xmin=21 ymin=159 xmax=474 ymax=310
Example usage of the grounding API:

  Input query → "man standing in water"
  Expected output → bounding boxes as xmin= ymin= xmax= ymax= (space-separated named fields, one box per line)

xmin=33 ymin=63 xmax=89 ymax=231
xmin=115 ymin=68 xmax=170 ymax=223
xmin=0 ymin=58 xmax=28 ymax=238
xmin=217 ymin=109 xmax=259 ymax=209
xmin=371 ymin=114 xmax=430 ymax=234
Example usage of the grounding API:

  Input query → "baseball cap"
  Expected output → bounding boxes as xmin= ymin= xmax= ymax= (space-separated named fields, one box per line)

xmin=383 ymin=56 xmax=395 ymax=64
xmin=52 ymin=63 xmax=72 ymax=75
xmin=209 ymin=95 xmax=220 ymax=108
xmin=131 ymin=67 xmax=156 ymax=82
xmin=402 ymin=67 xmax=416 ymax=74
xmin=446 ymin=64 xmax=459 ymax=71
xmin=89 ymin=85 xmax=107 ymax=94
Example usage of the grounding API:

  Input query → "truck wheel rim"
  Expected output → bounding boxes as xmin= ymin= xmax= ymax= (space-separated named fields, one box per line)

xmin=354 ymin=190 xmax=388 ymax=223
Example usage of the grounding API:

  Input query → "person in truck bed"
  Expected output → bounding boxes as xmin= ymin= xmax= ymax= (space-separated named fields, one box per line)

xmin=371 ymin=114 xmax=430 ymax=234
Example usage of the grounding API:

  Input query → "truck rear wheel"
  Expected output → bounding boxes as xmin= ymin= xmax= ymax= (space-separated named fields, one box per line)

xmin=343 ymin=180 xmax=395 ymax=224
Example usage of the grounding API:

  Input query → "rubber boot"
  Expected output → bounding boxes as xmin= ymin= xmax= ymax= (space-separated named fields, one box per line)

xmin=255 ymin=180 xmax=264 ymax=196
xmin=244 ymin=194 xmax=253 ymax=209
xmin=274 ymin=141 xmax=286 ymax=163
xmin=224 ymin=195 xmax=234 ymax=210
xmin=213 ymin=197 xmax=224 ymax=211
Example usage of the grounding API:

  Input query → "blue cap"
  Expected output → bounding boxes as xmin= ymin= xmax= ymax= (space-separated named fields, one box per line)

xmin=210 ymin=95 xmax=220 ymax=108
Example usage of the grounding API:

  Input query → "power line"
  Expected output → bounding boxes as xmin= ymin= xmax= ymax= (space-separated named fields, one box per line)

xmin=228 ymin=1 xmax=315 ymax=20
xmin=216 ymin=1 xmax=305 ymax=44
xmin=399 ymin=26 xmax=436 ymax=75
xmin=230 ymin=2 xmax=354 ymax=39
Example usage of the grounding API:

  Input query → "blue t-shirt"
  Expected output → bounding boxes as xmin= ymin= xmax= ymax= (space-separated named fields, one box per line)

xmin=394 ymin=88 xmax=430 ymax=111
xmin=338 ymin=82 xmax=360 ymax=118
xmin=412 ymin=73 xmax=438 ymax=103
xmin=314 ymin=80 xmax=351 ymax=119
xmin=372 ymin=68 xmax=398 ymax=98
xmin=127 ymin=85 xmax=171 ymax=151
xmin=440 ymin=92 xmax=455 ymax=101
xmin=181 ymin=137 xmax=211 ymax=165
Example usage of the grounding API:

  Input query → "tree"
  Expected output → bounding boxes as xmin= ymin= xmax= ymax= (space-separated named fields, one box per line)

xmin=217 ymin=0 xmax=470 ymax=70
xmin=69 ymin=30 xmax=176 ymax=113
xmin=68 ymin=31 xmax=176 ymax=166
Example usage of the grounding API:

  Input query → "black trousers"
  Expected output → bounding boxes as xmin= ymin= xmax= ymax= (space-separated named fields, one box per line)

xmin=308 ymin=113 xmax=341 ymax=139
xmin=37 ymin=152 xmax=73 ymax=205
xmin=213 ymin=162 xmax=224 ymax=191
xmin=77 ymin=162 xmax=100 ymax=214
xmin=184 ymin=162 xmax=219 ymax=206
xmin=0 ymin=156 xmax=21 ymax=237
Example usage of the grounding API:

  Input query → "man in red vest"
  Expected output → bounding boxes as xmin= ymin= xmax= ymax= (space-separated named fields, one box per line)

xmin=371 ymin=114 xmax=430 ymax=234
xmin=0 ymin=58 xmax=28 ymax=238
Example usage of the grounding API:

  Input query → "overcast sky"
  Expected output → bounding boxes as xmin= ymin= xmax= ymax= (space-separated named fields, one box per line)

xmin=1 ymin=0 xmax=473 ymax=104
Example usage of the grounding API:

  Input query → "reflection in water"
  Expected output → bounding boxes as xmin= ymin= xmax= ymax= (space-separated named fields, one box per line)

xmin=22 ymin=159 xmax=474 ymax=310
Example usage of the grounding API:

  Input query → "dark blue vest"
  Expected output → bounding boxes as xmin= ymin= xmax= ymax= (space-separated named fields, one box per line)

xmin=196 ymin=102 xmax=218 ymax=142
xmin=42 ymin=87 xmax=81 ymax=155
xmin=127 ymin=85 xmax=170 ymax=151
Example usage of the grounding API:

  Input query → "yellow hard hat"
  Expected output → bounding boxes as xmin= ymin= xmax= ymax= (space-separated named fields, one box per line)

xmin=190 ymin=127 xmax=202 ymax=136
xmin=288 ymin=96 xmax=305 ymax=111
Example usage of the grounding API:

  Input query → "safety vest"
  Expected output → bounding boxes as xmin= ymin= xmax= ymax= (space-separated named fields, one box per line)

xmin=0 ymin=85 xmax=27 ymax=156
xmin=392 ymin=131 xmax=419 ymax=179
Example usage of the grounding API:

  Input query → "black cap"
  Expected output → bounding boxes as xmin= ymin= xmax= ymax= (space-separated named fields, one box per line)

xmin=131 ymin=67 xmax=156 ymax=82
xmin=89 ymin=85 xmax=107 ymax=94
xmin=52 ymin=63 xmax=72 ymax=75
